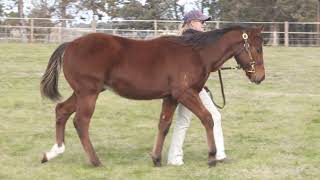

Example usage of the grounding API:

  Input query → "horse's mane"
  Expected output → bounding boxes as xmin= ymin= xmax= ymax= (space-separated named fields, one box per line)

xmin=162 ymin=25 xmax=249 ymax=49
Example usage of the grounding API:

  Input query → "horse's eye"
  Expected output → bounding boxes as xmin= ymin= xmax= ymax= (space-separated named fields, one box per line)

xmin=256 ymin=47 xmax=262 ymax=54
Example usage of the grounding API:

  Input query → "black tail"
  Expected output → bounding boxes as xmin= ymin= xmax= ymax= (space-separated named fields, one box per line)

xmin=40 ymin=42 xmax=69 ymax=102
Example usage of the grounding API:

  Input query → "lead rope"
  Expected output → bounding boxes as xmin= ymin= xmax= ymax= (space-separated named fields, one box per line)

xmin=204 ymin=69 xmax=226 ymax=109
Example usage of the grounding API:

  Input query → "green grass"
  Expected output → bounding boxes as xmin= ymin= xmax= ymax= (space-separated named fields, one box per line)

xmin=0 ymin=43 xmax=319 ymax=179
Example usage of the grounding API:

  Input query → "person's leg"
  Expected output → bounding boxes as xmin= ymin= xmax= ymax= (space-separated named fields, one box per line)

xmin=167 ymin=103 xmax=192 ymax=165
xmin=199 ymin=89 xmax=227 ymax=160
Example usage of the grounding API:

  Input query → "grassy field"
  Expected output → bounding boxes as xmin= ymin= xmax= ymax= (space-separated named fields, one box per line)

xmin=0 ymin=43 xmax=319 ymax=179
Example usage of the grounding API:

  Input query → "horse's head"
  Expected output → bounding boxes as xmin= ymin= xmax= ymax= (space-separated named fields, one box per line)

xmin=234 ymin=26 xmax=265 ymax=84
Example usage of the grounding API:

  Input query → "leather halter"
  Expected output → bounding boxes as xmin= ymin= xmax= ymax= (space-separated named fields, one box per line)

xmin=234 ymin=32 xmax=262 ymax=73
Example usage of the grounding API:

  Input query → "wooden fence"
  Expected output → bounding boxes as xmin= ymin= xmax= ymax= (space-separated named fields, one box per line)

xmin=0 ymin=17 xmax=319 ymax=47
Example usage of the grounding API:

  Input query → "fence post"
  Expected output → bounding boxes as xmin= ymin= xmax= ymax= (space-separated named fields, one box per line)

xmin=91 ymin=19 xmax=97 ymax=32
xmin=284 ymin=21 xmax=289 ymax=47
xmin=154 ymin=20 xmax=158 ymax=37
xmin=272 ymin=23 xmax=278 ymax=46
xmin=272 ymin=31 xmax=278 ymax=46
xmin=318 ymin=21 xmax=320 ymax=46
xmin=58 ymin=24 xmax=62 ymax=43
xmin=216 ymin=21 xmax=220 ymax=29
xmin=30 ymin=18 xmax=34 ymax=43
xmin=317 ymin=0 xmax=320 ymax=45
xmin=5 ymin=25 xmax=8 ymax=42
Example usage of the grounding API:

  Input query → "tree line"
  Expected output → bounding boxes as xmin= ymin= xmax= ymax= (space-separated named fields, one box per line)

xmin=0 ymin=0 xmax=318 ymax=22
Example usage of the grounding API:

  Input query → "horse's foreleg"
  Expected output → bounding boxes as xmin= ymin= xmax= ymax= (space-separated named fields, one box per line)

xmin=42 ymin=93 xmax=77 ymax=163
xmin=175 ymin=89 xmax=217 ymax=167
xmin=151 ymin=97 xmax=177 ymax=167
xmin=73 ymin=92 xmax=102 ymax=167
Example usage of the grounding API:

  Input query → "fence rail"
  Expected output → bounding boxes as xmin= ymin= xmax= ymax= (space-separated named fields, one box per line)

xmin=0 ymin=17 xmax=319 ymax=47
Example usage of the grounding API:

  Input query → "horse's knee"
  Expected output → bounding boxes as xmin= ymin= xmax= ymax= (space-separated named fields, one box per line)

xmin=158 ymin=122 xmax=171 ymax=136
xmin=162 ymin=122 xmax=172 ymax=136
xmin=55 ymin=105 xmax=68 ymax=129
xmin=158 ymin=114 xmax=172 ymax=136
xmin=200 ymin=111 xmax=214 ymax=128
xmin=55 ymin=103 xmax=64 ymax=115
xmin=55 ymin=104 xmax=72 ymax=125
xmin=56 ymin=101 xmax=75 ymax=115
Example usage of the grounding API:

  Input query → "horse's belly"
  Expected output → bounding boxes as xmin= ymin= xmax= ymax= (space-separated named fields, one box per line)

xmin=106 ymin=61 xmax=171 ymax=100
xmin=104 ymin=82 xmax=169 ymax=100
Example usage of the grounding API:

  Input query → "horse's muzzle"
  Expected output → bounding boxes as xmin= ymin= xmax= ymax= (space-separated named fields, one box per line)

xmin=253 ymin=74 xmax=265 ymax=84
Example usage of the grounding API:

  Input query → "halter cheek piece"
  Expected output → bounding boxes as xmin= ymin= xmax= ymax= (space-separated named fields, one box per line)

xmin=237 ymin=32 xmax=258 ymax=73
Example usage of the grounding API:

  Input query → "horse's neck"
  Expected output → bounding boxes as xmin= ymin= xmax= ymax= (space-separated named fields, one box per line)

xmin=199 ymin=31 xmax=242 ymax=71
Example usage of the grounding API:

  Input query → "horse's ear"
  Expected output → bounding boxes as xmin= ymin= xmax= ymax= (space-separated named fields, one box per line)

xmin=253 ymin=25 xmax=264 ymax=34
xmin=258 ymin=25 xmax=264 ymax=32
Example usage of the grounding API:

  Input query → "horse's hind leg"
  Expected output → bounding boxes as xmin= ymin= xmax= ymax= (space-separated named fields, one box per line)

xmin=56 ymin=93 xmax=77 ymax=145
xmin=151 ymin=97 xmax=178 ymax=167
xmin=73 ymin=92 xmax=101 ymax=167
xmin=42 ymin=93 xmax=77 ymax=163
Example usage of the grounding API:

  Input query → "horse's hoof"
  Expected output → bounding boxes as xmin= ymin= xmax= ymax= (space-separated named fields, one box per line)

xmin=41 ymin=153 xmax=48 ymax=163
xmin=154 ymin=160 xmax=162 ymax=167
xmin=152 ymin=157 xmax=162 ymax=167
xmin=153 ymin=160 xmax=162 ymax=167
xmin=150 ymin=154 xmax=162 ymax=167
xmin=92 ymin=161 xmax=103 ymax=167
xmin=208 ymin=159 xmax=217 ymax=167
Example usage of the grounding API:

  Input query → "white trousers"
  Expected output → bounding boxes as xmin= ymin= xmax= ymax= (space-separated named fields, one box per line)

xmin=167 ymin=88 xmax=226 ymax=165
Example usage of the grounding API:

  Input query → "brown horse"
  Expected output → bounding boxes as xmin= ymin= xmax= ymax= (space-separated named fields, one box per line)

xmin=40 ymin=25 xmax=265 ymax=167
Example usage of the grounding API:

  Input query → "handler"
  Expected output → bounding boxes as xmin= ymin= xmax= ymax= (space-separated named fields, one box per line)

xmin=167 ymin=10 xmax=228 ymax=166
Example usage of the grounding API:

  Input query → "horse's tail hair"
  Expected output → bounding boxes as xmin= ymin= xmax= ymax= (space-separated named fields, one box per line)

xmin=40 ymin=42 xmax=69 ymax=102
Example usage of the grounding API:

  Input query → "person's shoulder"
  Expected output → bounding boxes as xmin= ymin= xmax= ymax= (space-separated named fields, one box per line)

xmin=182 ymin=29 xmax=202 ymax=36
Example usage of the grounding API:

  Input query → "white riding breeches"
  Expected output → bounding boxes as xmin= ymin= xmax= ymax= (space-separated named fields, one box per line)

xmin=167 ymin=88 xmax=226 ymax=165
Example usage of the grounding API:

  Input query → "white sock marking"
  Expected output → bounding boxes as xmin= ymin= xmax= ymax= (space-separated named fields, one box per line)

xmin=45 ymin=143 xmax=65 ymax=161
